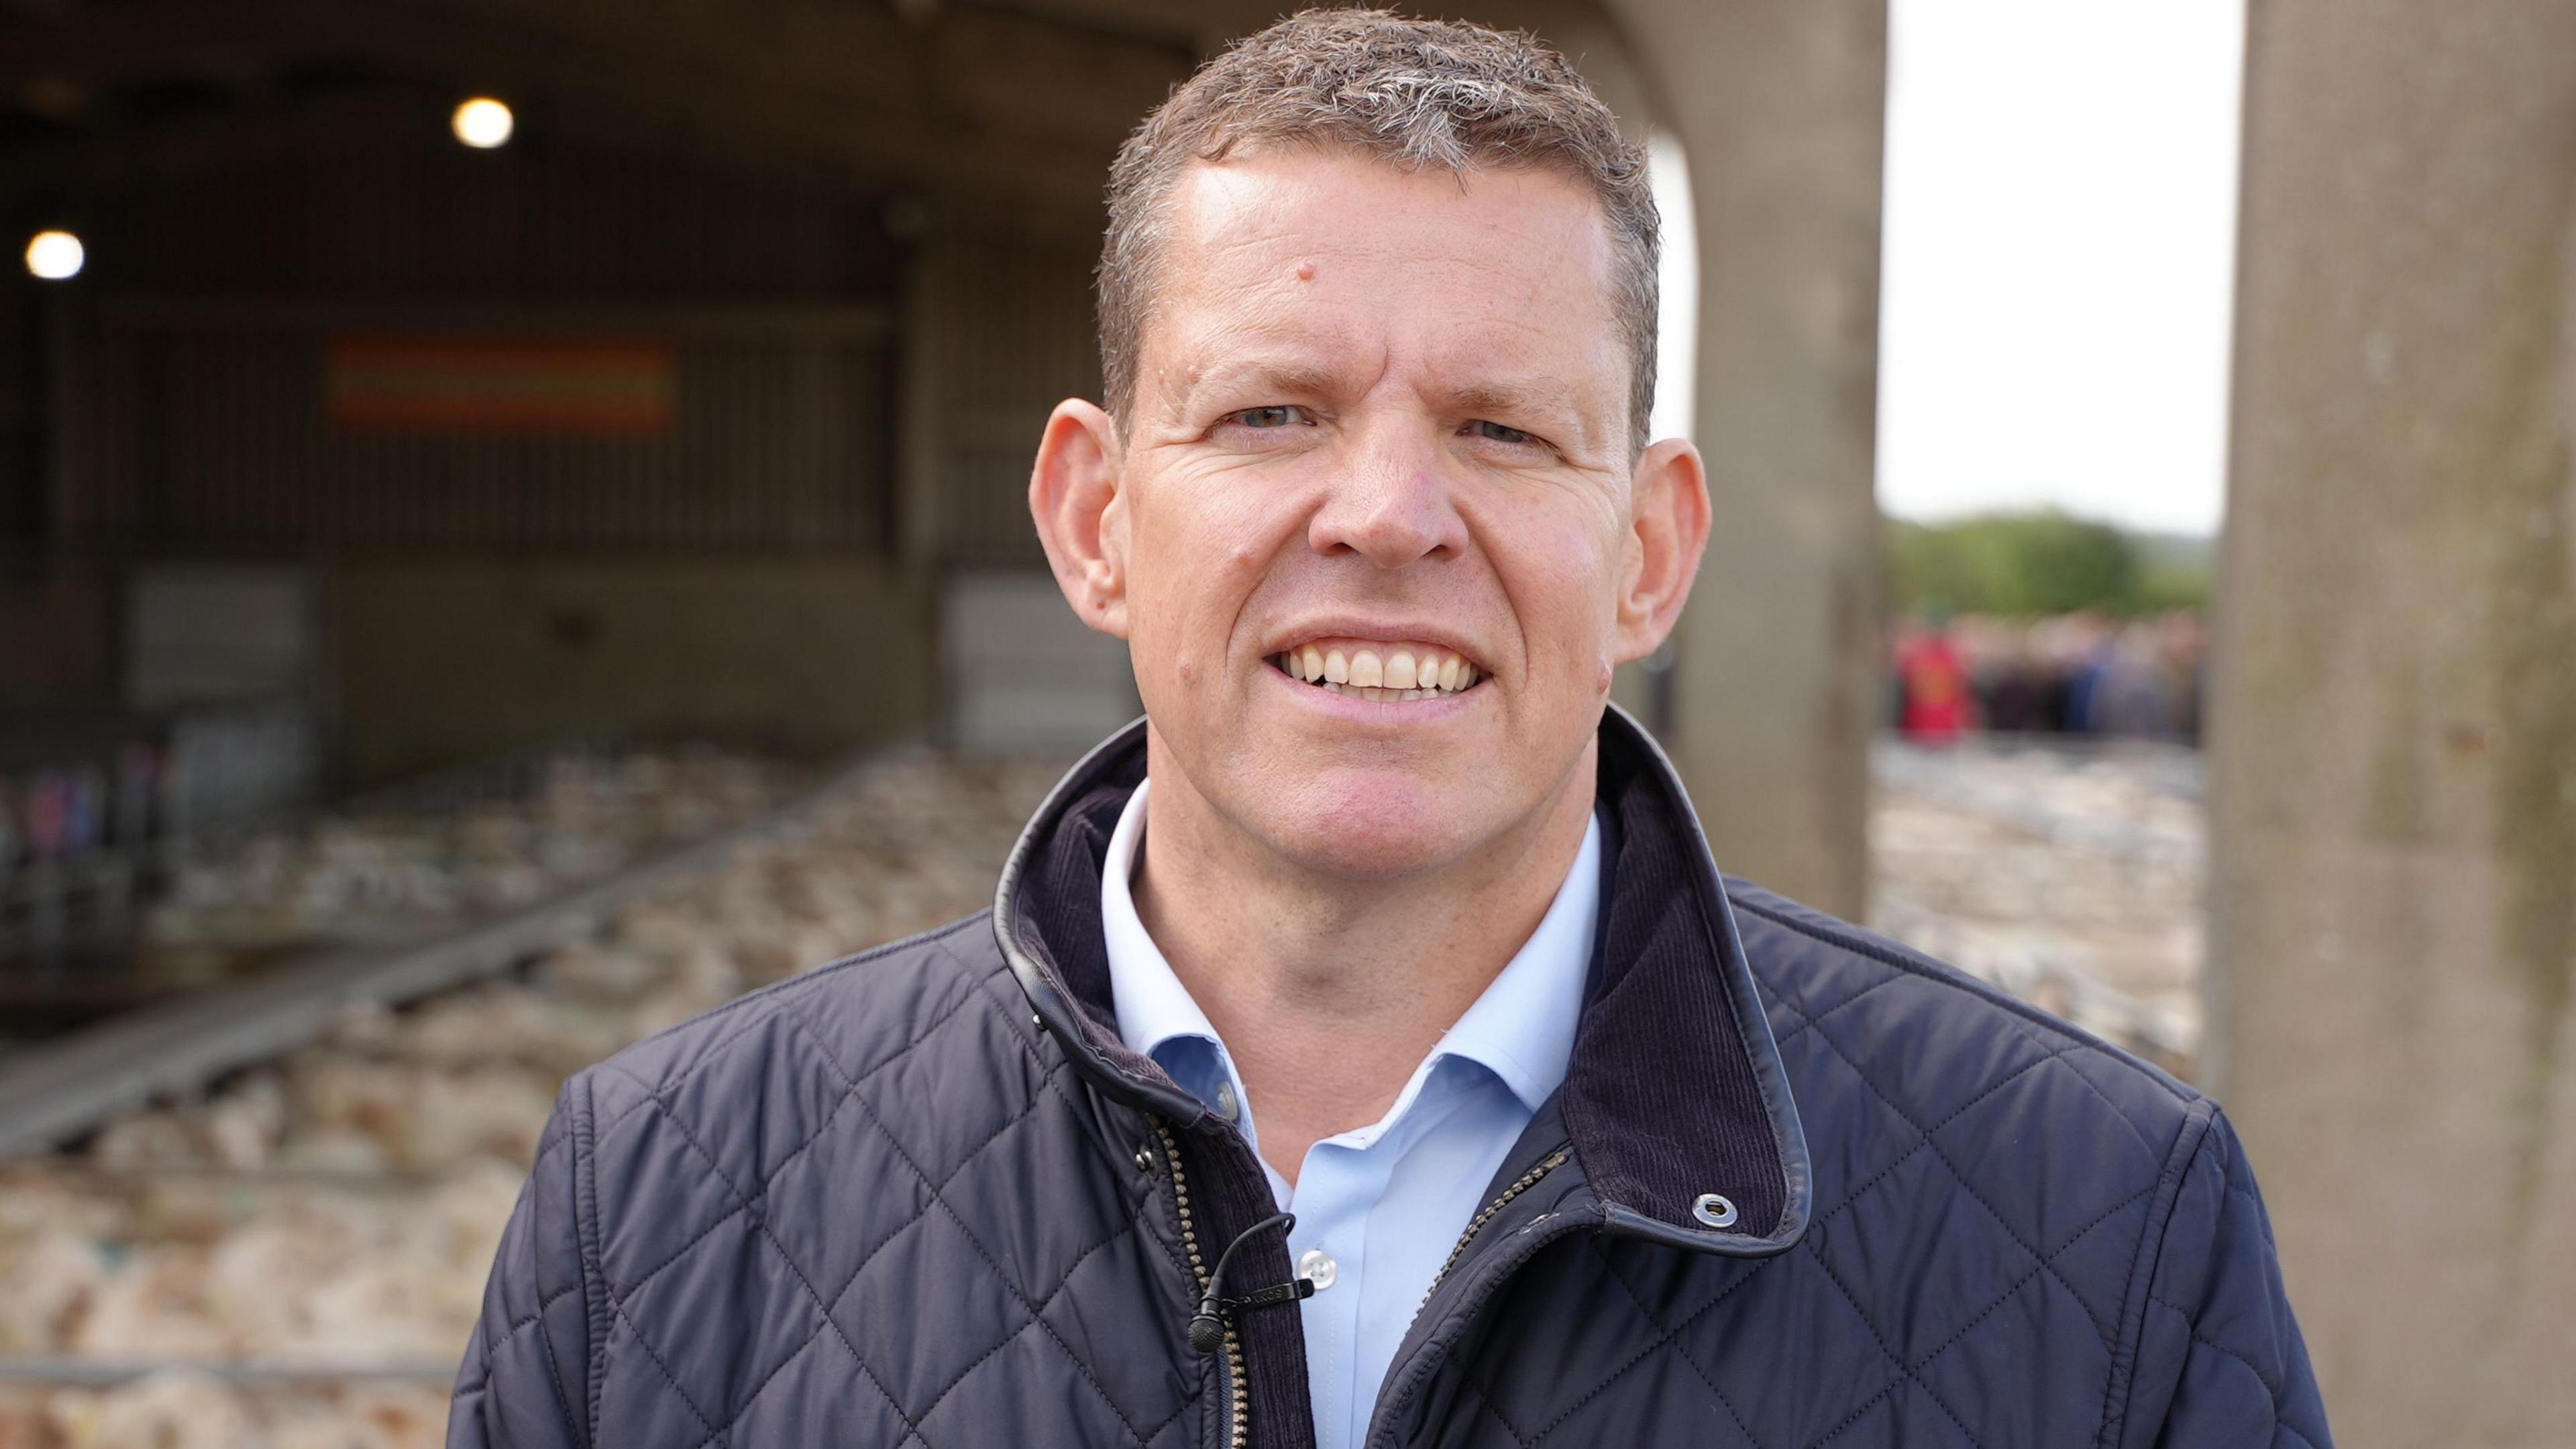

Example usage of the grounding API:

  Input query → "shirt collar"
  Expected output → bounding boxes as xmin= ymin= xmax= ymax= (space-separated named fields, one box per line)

xmin=1099 ymin=775 xmax=1601 ymax=1117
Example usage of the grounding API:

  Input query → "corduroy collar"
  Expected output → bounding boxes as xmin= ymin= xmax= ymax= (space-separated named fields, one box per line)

xmin=992 ymin=704 xmax=1811 ymax=1256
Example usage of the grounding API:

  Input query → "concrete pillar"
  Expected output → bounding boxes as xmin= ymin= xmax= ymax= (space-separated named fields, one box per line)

xmin=2212 ymin=3 xmax=2576 ymax=1444
xmin=1601 ymin=0 xmax=1888 ymax=916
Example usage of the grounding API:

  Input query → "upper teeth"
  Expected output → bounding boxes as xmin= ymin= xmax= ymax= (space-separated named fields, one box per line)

xmin=1273 ymin=642 xmax=1481 ymax=700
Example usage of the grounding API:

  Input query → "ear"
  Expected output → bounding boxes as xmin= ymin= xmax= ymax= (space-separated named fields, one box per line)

xmin=1028 ymin=398 xmax=1132 ymax=640
xmin=1613 ymin=437 xmax=1712 ymax=665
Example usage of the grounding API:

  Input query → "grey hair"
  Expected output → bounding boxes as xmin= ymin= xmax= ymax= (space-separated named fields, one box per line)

xmin=1097 ymin=8 xmax=1660 ymax=457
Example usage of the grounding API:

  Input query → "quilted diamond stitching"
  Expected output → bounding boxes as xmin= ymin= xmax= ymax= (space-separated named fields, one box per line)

xmin=784 ymin=1011 xmax=1155 ymax=1444
xmin=1733 ymin=893 xmax=2194 ymax=1152
xmin=1766 ymin=966 xmax=1908 ymax=1054
xmin=1598 ymin=1029 xmax=2085 ymax=1354
xmin=529 ymin=1306 xmax=586 ymax=1448
xmin=1903 ymin=985 xmax=2161 ymax=1165
xmin=967 ymin=973 xmax=1178 ymax=1197
xmin=1801 ymin=1038 xmax=2067 ymax=1231
xmin=1515 ymin=1014 xmax=2160 ymax=1447
xmin=1788 ymin=995 xmax=2131 ymax=1349
xmin=582 ymin=943 xmax=1184 ymax=1449
xmin=593 ymin=982 xmax=987 ymax=1301
xmin=627 ymin=1086 xmax=1104 ymax=1449
xmin=2049 ymin=1049 xmax=2176 ymax=1163
xmin=2144 ymin=1297 xmax=2328 ymax=1448
xmin=459 ymin=1279 xmax=588 ymax=1395
xmin=696 ymin=1210 xmax=1147 ymax=1449
xmin=1455 ymin=1371 xmax=1537 ymax=1448
xmin=590 ymin=916 xmax=989 ymax=1144
xmin=898 ymin=1216 xmax=1145 ymax=1432
xmin=1573 ymin=1183 xmax=2149 ymax=1449
xmin=1824 ymin=1182 xmax=2156 ymax=1449
xmin=957 ymin=973 xmax=1208 ymax=1302
xmin=792 ymin=1073 xmax=1044 ymax=1297
xmin=618 ymin=1093 xmax=920 ymax=1448
xmin=602 ymin=1288 xmax=728 ymax=1446
xmin=1799 ymin=1232 xmax=1982 ymax=1444
xmin=1587 ymin=1240 xmax=1771 ymax=1449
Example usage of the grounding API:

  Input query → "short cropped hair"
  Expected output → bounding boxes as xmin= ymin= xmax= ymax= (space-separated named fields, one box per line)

xmin=1097 ymin=8 xmax=1660 ymax=456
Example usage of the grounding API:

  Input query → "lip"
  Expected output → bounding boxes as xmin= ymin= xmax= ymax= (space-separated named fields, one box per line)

xmin=1262 ymin=653 xmax=1486 ymax=721
xmin=1257 ymin=615 xmax=1495 ymax=675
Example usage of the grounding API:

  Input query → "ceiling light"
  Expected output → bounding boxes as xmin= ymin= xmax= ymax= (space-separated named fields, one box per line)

xmin=24 ymin=229 xmax=83 ymax=280
xmin=451 ymin=97 xmax=514 ymax=149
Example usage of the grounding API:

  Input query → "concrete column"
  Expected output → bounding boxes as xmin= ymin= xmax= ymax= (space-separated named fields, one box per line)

xmin=1601 ymin=0 xmax=1888 ymax=916
xmin=2212 ymin=3 xmax=2576 ymax=1444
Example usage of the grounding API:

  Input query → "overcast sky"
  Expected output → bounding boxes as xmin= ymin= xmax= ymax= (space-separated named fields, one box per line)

xmin=1870 ymin=0 xmax=2246 ymax=537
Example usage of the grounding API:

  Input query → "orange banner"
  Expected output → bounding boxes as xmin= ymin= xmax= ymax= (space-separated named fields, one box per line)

xmin=325 ymin=336 xmax=675 ymax=435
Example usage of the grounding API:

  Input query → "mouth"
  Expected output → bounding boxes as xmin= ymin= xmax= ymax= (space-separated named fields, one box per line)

xmin=1268 ymin=637 xmax=1486 ymax=704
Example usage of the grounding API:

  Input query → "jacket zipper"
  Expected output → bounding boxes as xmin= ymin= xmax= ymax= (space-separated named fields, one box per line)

xmin=1157 ymin=1130 xmax=1570 ymax=1448
xmin=1361 ymin=1147 xmax=1576 ymax=1449
xmin=1153 ymin=1119 xmax=1250 ymax=1449
xmin=1423 ymin=1146 xmax=1571 ymax=1301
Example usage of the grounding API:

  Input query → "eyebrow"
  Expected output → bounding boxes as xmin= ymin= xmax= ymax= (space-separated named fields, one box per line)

xmin=1163 ymin=356 xmax=1345 ymax=421
xmin=1446 ymin=380 xmax=1570 ymax=421
xmin=1444 ymin=379 xmax=1601 ymax=453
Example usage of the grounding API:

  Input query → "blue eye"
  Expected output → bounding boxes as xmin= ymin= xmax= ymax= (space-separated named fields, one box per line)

xmin=1232 ymin=405 xmax=1309 ymax=429
xmin=1466 ymin=419 xmax=1535 ymax=445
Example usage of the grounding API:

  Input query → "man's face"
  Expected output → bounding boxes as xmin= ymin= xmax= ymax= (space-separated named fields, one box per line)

xmin=1078 ymin=151 xmax=1680 ymax=879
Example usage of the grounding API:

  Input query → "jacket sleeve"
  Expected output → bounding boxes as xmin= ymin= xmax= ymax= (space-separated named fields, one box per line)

xmin=2119 ymin=1107 xmax=2334 ymax=1448
xmin=447 ymin=1081 xmax=596 ymax=1449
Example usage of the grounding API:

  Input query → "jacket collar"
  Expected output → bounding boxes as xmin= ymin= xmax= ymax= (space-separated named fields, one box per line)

xmin=991 ymin=704 xmax=1811 ymax=1257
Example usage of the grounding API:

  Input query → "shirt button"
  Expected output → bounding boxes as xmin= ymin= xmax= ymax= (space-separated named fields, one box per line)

xmin=1214 ymin=1079 xmax=1240 ymax=1122
xmin=1298 ymin=1249 xmax=1339 ymax=1292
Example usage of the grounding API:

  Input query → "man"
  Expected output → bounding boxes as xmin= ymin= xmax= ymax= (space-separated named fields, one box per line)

xmin=452 ymin=11 xmax=2330 ymax=1448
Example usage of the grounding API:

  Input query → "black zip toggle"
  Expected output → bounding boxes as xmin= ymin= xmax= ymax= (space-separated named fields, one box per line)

xmin=1187 ymin=1212 xmax=1311 ymax=1354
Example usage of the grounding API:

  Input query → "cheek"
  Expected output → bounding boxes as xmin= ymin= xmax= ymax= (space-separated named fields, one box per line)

xmin=1499 ymin=513 xmax=1623 ymax=661
xmin=1126 ymin=474 xmax=1295 ymax=664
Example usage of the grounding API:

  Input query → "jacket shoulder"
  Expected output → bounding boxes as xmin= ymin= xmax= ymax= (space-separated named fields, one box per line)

xmin=555 ymin=912 xmax=1028 ymax=1212
xmin=581 ymin=910 xmax=1010 ymax=1104
xmin=1727 ymin=877 xmax=2202 ymax=1147
xmin=1724 ymin=869 xmax=2216 ymax=1327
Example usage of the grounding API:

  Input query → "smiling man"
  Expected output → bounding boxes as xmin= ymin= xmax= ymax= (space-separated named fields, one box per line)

xmin=453 ymin=12 xmax=2330 ymax=1448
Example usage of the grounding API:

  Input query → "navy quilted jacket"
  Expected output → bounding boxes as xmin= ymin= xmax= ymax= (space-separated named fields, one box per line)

xmin=451 ymin=710 xmax=2331 ymax=1448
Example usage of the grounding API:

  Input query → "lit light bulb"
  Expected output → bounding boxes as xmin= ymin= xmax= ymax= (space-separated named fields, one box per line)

xmin=24 ymin=229 xmax=83 ymax=280
xmin=451 ymin=97 xmax=514 ymax=149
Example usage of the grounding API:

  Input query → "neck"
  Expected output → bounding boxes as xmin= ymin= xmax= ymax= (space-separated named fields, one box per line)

xmin=1132 ymin=729 xmax=1597 ymax=1185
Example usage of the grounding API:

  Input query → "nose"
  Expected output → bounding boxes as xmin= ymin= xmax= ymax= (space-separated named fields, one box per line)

xmin=1305 ymin=423 xmax=1465 ymax=568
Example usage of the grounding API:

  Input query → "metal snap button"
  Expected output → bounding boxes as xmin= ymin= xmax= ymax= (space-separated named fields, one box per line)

xmin=1691 ymin=1193 xmax=1739 ymax=1229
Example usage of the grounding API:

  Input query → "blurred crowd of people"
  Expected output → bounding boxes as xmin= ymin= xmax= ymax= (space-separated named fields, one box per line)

xmin=1887 ymin=610 xmax=2208 ymax=744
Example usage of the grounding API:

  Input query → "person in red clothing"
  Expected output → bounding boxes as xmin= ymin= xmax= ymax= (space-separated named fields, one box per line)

xmin=1894 ymin=612 xmax=1973 ymax=740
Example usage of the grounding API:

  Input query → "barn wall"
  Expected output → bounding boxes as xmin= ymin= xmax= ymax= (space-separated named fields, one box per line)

xmin=902 ymin=223 xmax=1100 ymax=572
xmin=66 ymin=318 xmax=893 ymax=553
xmin=331 ymin=554 xmax=933 ymax=783
xmin=8 ymin=131 xmax=929 ymax=775
xmin=50 ymin=138 xmax=903 ymax=556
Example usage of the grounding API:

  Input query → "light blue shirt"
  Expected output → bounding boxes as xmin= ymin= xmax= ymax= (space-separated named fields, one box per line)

xmin=1101 ymin=779 xmax=1601 ymax=1449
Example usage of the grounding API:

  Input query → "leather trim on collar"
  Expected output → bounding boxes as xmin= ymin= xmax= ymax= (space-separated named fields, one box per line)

xmin=991 ymin=705 xmax=1811 ymax=1258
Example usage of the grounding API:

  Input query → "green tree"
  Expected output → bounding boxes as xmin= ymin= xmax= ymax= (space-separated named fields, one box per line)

xmin=1884 ymin=509 xmax=2205 ymax=618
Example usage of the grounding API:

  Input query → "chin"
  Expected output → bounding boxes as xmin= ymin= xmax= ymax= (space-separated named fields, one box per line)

xmin=1242 ymin=773 xmax=1475 ymax=880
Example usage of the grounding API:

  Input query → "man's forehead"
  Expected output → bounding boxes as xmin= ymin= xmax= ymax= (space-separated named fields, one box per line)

xmin=1143 ymin=153 xmax=1626 ymax=409
xmin=1163 ymin=150 xmax=1613 ymax=276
